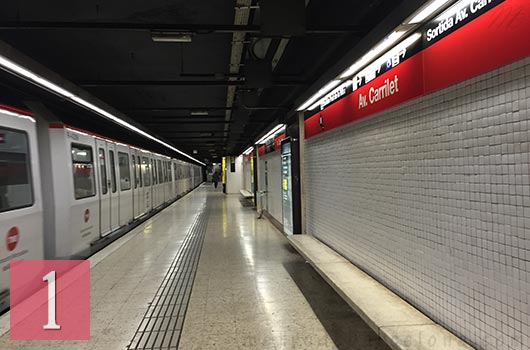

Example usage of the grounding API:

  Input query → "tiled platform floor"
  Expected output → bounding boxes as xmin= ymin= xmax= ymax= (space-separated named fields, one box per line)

xmin=0 ymin=185 xmax=389 ymax=350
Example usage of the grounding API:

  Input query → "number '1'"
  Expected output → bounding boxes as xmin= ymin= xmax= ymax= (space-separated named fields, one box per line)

xmin=42 ymin=271 xmax=61 ymax=330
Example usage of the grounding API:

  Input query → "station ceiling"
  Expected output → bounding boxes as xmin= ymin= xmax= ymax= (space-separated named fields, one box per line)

xmin=0 ymin=0 xmax=415 ymax=163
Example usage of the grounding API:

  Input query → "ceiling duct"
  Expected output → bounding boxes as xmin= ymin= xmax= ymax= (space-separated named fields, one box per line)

xmin=224 ymin=0 xmax=252 ymax=138
xmin=260 ymin=0 xmax=306 ymax=37
xmin=245 ymin=60 xmax=272 ymax=88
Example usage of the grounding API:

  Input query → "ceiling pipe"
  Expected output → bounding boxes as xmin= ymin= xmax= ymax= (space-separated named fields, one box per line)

xmin=78 ymin=80 xmax=305 ymax=87
xmin=0 ymin=22 xmax=366 ymax=35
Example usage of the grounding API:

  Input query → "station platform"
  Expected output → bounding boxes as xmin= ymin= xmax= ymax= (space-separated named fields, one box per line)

xmin=0 ymin=185 xmax=389 ymax=350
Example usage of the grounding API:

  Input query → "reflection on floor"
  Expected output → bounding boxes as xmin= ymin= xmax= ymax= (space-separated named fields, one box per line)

xmin=179 ymin=188 xmax=389 ymax=350
xmin=0 ymin=185 xmax=390 ymax=350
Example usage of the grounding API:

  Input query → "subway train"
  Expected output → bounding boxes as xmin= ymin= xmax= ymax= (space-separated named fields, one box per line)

xmin=0 ymin=105 xmax=203 ymax=308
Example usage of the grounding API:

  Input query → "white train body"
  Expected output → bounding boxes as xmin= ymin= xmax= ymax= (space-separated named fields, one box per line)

xmin=0 ymin=105 xmax=203 ymax=305
xmin=0 ymin=108 xmax=44 ymax=308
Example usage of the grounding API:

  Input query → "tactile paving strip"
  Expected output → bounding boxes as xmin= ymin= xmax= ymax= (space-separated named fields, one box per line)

xmin=128 ymin=206 xmax=209 ymax=350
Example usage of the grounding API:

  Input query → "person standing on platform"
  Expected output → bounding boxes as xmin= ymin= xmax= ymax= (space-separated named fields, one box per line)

xmin=212 ymin=171 xmax=220 ymax=189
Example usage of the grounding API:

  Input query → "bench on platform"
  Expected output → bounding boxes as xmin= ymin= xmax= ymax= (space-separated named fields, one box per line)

xmin=240 ymin=189 xmax=253 ymax=199
xmin=239 ymin=189 xmax=254 ymax=207
xmin=287 ymin=235 xmax=475 ymax=350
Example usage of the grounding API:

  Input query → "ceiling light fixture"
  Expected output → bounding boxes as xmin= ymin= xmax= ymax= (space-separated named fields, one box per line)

xmin=242 ymin=147 xmax=254 ymax=156
xmin=151 ymin=31 xmax=194 ymax=43
xmin=190 ymin=110 xmax=209 ymax=116
xmin=308 ymin=80 xmax=353 ymax=111
xmin=407 ymin=0 xmax=452 ymax=24
xmin=256 ymin=124 xmax=286 ymax=145
xmin=435 ymin=0 xmax=474 ymax=21
xmin=340 ymin=31 xmax=406 ymax=79
xmin=297 ymin=80 xmax=342 ymax=111
xmin=0 ymin=54 xmax=205 ymax=166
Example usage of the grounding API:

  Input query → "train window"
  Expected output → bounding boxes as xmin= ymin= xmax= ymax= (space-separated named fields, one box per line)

xmin=168 ymin=162 xmax=172 ymax=182
xmin=72 ymin=144 xmax=96 ymax=200
xmin=118 ymin=152 xmax=131 ymax=191
xmin=142 ymin=157 xmax=151 ymax=186
xmin=157 ymin=160 xmax=163 ymax=184
xmin=0 ymin=127 xmax=33 ymax=212
xmin=98 ymin=149 xmax=108 ymax=195
xmin=173 ymin=164 xmax=177 ymax=181
xmin=109 ymin=150 xmax=117 ymax=193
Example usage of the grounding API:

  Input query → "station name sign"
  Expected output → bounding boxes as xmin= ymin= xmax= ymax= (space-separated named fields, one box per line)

xmin=305 ymin=0 xmax=525 ymax=139
xmin=359 ymin=75 xmax=399 ymax=110
xmin=423 ymin=0 xmax=505 ymax=45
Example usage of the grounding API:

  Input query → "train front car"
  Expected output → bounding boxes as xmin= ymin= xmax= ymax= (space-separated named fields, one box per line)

xmin=0 ymin=106 xmax=44 ymax=310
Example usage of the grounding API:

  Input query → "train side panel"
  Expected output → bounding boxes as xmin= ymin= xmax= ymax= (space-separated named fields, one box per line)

xmin=50 ymin=127 xmax=100 ymax=258
xmin=0 ymin=110 xmax=44 ymax=308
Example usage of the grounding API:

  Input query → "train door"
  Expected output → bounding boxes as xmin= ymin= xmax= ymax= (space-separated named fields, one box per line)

xmin=169 ymin=160 xmax=177 ymax=199
xmin=131 ymin=152 xmax=138 ymax=218
xmin=178 ymin=162 xmax=184 ymax=195
xmin=150 ymin=157 xmax=155 ymax=207
xmin=0 ymin=111 xmax=44 ymax=308
xmin=160 ymin=159 xmax=167 ymax=203
xmin=166 ymin=161 xmax=172 ymax=201
xmin=141 ymin=155 xmax=152 ymax=212
xmin=176 ymin=162 xmax=181 ymax=196
xmin=187 ymin=165 xmax=192 ymax=191
xmin=107 ymin=142 xmax=120 ymax=232
xmin=136 ymin=150 xmax=145 ymax=216
xmin=173 ymin=161 xmax=179 ymax=198
xmin=117 ymin=145 xmax=133 ymax=226
xmin=156 ymin=158 xmax=163 ymax=206
xmin=132 ymin=150 xmax=143 ymax=218
xmin=152 ymin=157 xmax=159 ymax=207
xmin=96 ymin=139 xmax=112 ymax=237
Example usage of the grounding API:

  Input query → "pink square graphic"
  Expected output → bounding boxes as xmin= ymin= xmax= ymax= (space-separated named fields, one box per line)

xmin=10 ymin=260 xmax=90 ymax=340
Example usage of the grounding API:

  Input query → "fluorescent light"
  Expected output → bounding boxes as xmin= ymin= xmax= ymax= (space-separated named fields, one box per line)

xmin=191 ymin=110 xmax=209 ymax=116
xmin=151 ymin=31 xmax=193 ymax=43
xmin=241 ymin=147 xmax=254 ymax=156
xmin=408 ymin=0 xmax=451 ymax=24
xmin=0 ymin=54 xmax=205 ymax=166
xmin=352 ymin=32 xmax=422 ymax=84
xmin=256 ymin=124 xmax=286 ymax=145
xmin=340 ymin=31 xmax=406 ymax=79
xmin=435 ymin=0 xmax=473 ymax=21
xmin=297 ymin=80 xmax=342 ymax=111
xmin=308 ymin=80 xmax=353 ymax=111
xmin=0 ymin=56 xmax=74 ymax=98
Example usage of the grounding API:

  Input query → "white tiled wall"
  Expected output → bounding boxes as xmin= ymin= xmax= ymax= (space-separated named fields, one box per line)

xmin=305 ymin=56 xmax=530 ymax=350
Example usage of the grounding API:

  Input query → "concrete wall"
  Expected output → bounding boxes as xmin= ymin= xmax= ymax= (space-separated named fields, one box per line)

xmin=258 ymin=151 xmax=283 ymax=223
xmin=304 ymin=57 xmax=530 ymax=350
xmin=225 ymin=156 xmax=244 ymax=194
